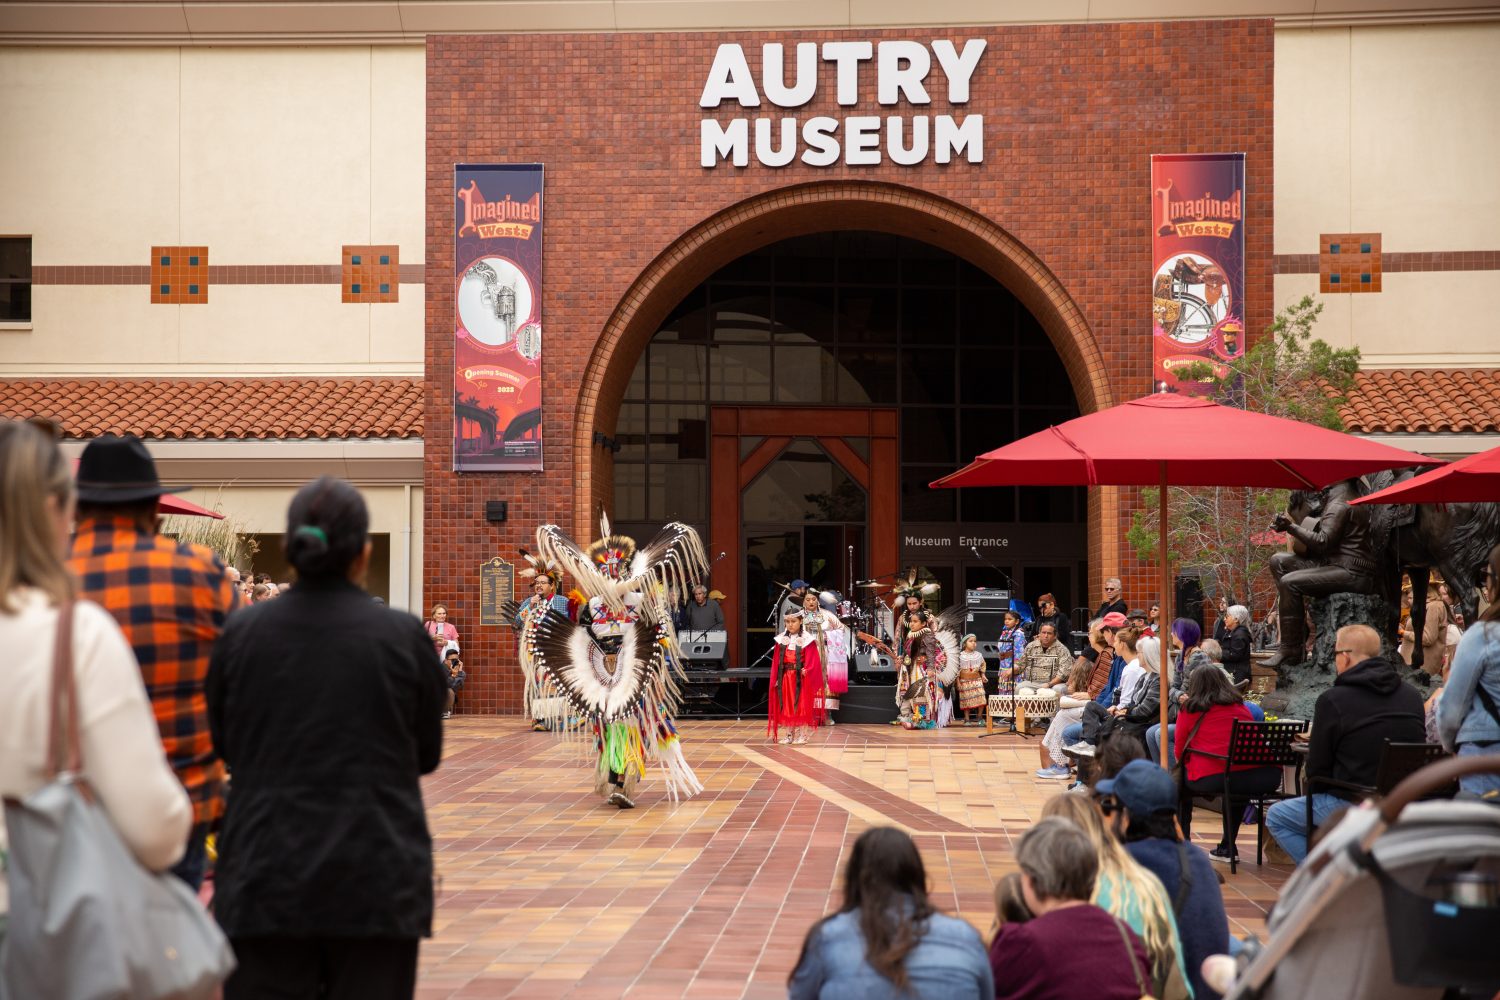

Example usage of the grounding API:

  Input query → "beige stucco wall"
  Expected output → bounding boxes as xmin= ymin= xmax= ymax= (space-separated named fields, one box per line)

xmin=169 ymin=483 xmax=425 ymax=610
xmin=0 ymin=44 xmax=426 ymax=377
xmin=4 ymin=23 xmax=1497 ymax=378
xmin=1274 ymin=22 xmax=1500 ymax=367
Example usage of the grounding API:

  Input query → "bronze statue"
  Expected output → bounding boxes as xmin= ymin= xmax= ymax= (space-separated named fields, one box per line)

xmin=1263 ymin=479 xmax=1382 ymax=667
xmin=1271 ymin=473 xmax=1500 ymax=671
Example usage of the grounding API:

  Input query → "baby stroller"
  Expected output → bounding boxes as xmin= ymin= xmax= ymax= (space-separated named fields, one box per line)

xmin=1226 ymin=756 xmax=1500 ymax=999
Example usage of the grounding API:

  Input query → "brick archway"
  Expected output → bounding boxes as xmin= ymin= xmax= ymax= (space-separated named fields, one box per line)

xmin=573 ymin=180 xmax=1112 ymax=538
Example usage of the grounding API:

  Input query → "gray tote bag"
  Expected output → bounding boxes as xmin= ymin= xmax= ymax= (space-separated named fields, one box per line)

xmin=0 ymin=601 xmax=235 ymax=1000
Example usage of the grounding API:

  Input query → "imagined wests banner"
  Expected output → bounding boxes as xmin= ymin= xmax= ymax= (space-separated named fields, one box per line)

xmin=1150 ymin=153 xmax=1246 ymax=396
xmin=453 ymin=164 xmax=544 ymax=471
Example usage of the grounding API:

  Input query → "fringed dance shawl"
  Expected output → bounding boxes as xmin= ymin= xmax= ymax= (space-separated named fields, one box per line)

xmin=520 ymin=517 xmax=711 ymax=803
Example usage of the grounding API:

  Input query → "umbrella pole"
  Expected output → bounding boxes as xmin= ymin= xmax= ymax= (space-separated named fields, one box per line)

xmin=1159 ymin=464 xmax=1171 ymax=770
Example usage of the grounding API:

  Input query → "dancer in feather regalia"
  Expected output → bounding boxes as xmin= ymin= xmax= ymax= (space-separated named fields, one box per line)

xmin=512 ymin=515 xmax=710 ymax=809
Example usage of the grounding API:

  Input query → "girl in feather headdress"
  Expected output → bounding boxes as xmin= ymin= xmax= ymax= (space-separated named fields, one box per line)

xmin=769 ymin=608 xmax=823 ymax=745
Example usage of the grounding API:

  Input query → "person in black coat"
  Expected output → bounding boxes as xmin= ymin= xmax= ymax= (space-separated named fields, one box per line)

xmin=1264 ymin=624 xmax=1424 ymax=863
xmin=1215 ymin=603 xmax=1254 ymax=686
xmin=207 ymin=477 xmax=446 ymax=999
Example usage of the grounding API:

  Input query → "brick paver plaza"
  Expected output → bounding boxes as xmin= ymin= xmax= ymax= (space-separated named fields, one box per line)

xmin=417 ymin=719 xmax=1292 ymax=999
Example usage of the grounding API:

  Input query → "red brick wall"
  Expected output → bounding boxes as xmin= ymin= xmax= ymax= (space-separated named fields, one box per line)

xmin=426 ymin=21 xmax=1275 ymax=713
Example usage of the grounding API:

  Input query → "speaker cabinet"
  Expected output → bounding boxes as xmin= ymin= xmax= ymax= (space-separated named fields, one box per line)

xmin=835 ymin=684 xmax=899 ymax=724
xmin=966 ymin=608 xmax=1008 ymax=644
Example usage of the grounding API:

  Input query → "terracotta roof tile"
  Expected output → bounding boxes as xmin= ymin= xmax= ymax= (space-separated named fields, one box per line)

xmin=1332 ymin=368 xmax=1500 ymax=434
xmin=0 ymin=378 xmax=423 ymax=440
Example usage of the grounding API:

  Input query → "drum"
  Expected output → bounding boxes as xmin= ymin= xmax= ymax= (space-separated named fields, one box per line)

xmin=986 ymin=689 xmax=1059 ymax=734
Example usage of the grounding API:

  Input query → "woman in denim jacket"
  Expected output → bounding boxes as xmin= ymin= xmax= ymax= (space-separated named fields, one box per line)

xmin=1437 ymin=543 xmax=1500 ymax=798
xmin=788 ymin=828 xmax=993 ymax=1000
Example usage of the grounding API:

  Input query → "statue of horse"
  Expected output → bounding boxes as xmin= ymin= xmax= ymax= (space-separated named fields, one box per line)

xmin=1287 ymin=471 xmax=1500 ymax=672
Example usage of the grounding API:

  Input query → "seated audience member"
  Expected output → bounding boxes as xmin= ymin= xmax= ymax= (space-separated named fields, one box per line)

xmin=1148 ymin=619 xmax=1206 ymax=765
xmin=1175 ymin=666 xmax=1283 ymax=864
xmin=1067 ymin=628 xmax=1145 ymax=753
xmin=788 ymin=827 xmax=993 ymax=1000
xmin=1041 ymin=796 xmax=1191 ymax=1000
xmin=1036 ymin=656 xmax=1099 ymax=779
xmin=1437 ymin=542 xmax=1500 ymax=799
xmin=1111 ymin=635 xmax=1166 ymax=740
xmin=992 ymin=872 xmax=1034 ymax=930
xmin=990 ymin=818 xmax=1160 ymax=1000
xmin=1090 ymin=731 xmax=1149 ymax=788
xmin=442 ymin=645 xmax=465 ymax=719
xmin=1102 ymin=759 xmax=1230 ymax=1000
xmin=1054 ymin=612 xmax=1127 ymax=750
xmin=1264 ymin=624 xmax=1425 ymax=863
xmin=1198 ymin=640 xmax=1264 ymax=722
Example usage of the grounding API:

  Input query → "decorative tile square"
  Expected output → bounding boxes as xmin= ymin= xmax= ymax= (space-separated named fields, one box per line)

xmin=1320 ymin=233 xmax=1381 ymax=294
xmin=343 ymin=244 xmax=399 ymax=303
xmin=150 ymin=246 xmax=208 ymax=303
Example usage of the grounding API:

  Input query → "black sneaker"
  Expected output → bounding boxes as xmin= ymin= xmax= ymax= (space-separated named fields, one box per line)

xmin=1209 ymin=846 xmax=1237 ymax=864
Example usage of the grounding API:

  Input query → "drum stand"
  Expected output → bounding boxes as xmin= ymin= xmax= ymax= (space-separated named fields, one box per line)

xmin=979 ymin=688 xmax=1037 ymax=740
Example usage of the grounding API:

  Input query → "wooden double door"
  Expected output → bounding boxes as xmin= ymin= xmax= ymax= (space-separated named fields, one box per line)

xmin=709 ymin=407 xmax=898 ymax=668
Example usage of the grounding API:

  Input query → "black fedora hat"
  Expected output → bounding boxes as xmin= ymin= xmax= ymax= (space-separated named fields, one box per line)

xmin=75 ymin=434 xmax=190 ymax=504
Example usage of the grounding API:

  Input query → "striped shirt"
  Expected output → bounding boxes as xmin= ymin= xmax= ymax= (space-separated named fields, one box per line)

xmin=70 ymin=516 xmax=239 ymax=828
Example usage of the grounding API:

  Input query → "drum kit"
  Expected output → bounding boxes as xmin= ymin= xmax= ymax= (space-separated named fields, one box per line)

xmin=813 ymin=581 xmax=898 ymax=658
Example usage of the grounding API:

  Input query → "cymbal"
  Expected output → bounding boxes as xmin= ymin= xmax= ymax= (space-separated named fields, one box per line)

xmin=857 ymin=581 xmax=888 ymax=588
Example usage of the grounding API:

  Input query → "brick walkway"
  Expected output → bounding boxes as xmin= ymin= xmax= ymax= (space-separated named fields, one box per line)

xmin=418 ymin=719 xmax=1293 ymax=999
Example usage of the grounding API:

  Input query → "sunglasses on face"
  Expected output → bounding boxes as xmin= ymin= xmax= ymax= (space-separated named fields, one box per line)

xmin=1096 ymin=795 xmax=1121 ymax=816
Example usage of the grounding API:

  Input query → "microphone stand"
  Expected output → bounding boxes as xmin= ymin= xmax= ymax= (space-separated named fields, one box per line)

xmin=968 ymin=546 xmax=1024 ymax=597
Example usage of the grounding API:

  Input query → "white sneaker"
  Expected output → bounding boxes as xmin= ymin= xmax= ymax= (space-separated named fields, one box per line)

xmin=1066 ymin=741 xmax=1096 ymax=757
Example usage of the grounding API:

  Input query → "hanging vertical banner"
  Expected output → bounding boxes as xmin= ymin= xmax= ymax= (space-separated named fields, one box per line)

xmin=453 ymin=164 xmax=544 ymax=471
xmin=1150 ymin=153 xmax=1245 ymax=396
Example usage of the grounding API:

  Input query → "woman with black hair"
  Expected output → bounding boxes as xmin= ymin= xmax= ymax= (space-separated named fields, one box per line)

xmin=206 ymin=477 xmax=447 ymax=999
xmin=788 ymin=827 xmax=993 ymax=999
xmin=1174 ymin=665 xmax=1283 ymax=864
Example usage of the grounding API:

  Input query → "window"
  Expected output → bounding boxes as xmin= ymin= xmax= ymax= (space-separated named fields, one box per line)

xmin=0 ymin=237 xmax=32 ymax=323
xmin=616 ymin=233 xmax=1082 ymax=529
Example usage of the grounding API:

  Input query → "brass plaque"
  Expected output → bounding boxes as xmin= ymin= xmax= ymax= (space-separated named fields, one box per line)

xmin=479 ymin=556 xmax=514 ymax=626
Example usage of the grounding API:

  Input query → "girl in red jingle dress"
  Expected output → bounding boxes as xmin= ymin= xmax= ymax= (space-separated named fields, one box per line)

xmin=769 ymin=609 xmax=823 ymax=745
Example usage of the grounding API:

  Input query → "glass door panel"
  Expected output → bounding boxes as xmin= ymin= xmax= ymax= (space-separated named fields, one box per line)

xmin=744 ymin=530 xmax=800 ymax=668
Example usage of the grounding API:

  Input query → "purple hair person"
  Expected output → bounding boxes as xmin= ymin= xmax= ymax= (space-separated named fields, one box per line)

xmin=1170 ymin=617 xmax=1202 ymax=656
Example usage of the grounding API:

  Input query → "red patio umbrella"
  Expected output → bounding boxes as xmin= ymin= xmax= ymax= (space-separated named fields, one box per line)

xmin=932 ymin=392 xmax=1440 ymax=766
xmin=158 ymin=493 xmax=226 ymax=519
xmin=1350 ymin=441 xmax=1500 ymax=505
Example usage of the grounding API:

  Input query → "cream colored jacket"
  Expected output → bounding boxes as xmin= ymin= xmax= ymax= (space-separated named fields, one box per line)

xmin=0 ymin=589 xmax=192 ymax=915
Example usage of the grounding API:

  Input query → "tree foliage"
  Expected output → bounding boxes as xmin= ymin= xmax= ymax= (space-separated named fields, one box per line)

xmin=1127 ymin=296 xmax=1360 ymax=614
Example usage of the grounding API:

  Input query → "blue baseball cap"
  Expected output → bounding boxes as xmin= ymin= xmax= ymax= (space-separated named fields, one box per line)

xmin=790 ymin=579 xmax=808 ymax=589
xmin=1095 ymin=759 xmax=1176 ymax=816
